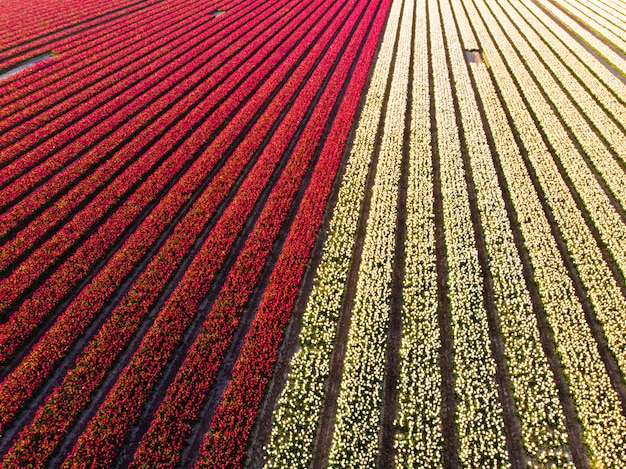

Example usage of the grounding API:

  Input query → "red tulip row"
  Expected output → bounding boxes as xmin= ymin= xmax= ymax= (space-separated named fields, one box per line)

xmin=128 ymin=0 xmax=376 ymax=465
xmin=0 ymin=0 xmax=280 ymax=303
xmin=0 ymin=0 xmax=272 ymax=276
xmin=0 ymin=0 xmax=210 ymax=110
xmin=0 ymin=0 xmax=340 ymax=464
xmin=0 ymin=0 xmax=164 ymax=60
xmin=0 ymin=0 xmax=243 ymax=181
xmin=0 ymin=0 xmax=317 ymax=364
xmin=0 ymin=1 xmax=170 ymax=77
xmin=0 ymin=0 xmax=220 ymax=131
xmin=57 ymin=2 xmax=363 ymax=466
xmin=193 ymin=0 xmax=389 ymax=465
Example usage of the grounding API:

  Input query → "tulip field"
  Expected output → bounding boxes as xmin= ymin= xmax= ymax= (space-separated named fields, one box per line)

xmin=1 ymin=0 xmax=626 ymax=466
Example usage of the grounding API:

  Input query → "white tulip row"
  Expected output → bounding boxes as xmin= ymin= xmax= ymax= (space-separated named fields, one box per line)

xmin=485 ymin=0 xmax=626 ymax=278
xmin=480 ymin=0 xmax=626 ymax=380
xmin=473 ymin=0 xmax=626 ymax=408
xmin=529 ymin=0 xmax=626 ymax=77
xmin=498 ymin=0 xmax=626 ymax=210
xmin=263 ymin=0 xmax=404 ymax=465
xmin=392 ymin=0 xmax=443 ymax=466
xmin=440 ymin=0 xmax=573 ymax=466
xmin=507 ymin=0 xmax=626 ymax=143
xmin=327 ymin=0 xmax=413 ymax=464
xmin=547 ymin=0 xmax=626 ymax=55
xmin=461 ymin=0 xmax=626 ymax=465
xmin=591 ymin=0 xmax=626 ymax=19
xmin=580 ymin=0 xmax=626 ymax=34
xmin=431 ymin=0 xmax=510 ymax=466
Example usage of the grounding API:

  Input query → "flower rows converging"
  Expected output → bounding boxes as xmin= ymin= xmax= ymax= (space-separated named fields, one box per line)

xmin=464 ymin=0 xmax=626 ymax=464
xmin=0 ymin=0 xmax=339 ymax=442
xmin=2 ymin=0 xmax=626 ymax=465
xmin=0 ymin=0 xmax=391 ymax=466
xmin=267 ymin=0 xmax=626 ymax=466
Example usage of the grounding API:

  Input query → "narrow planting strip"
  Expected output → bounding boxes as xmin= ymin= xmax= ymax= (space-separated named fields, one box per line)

xmin=392 ymin=0 xmax=444 ymax=465
xmin=375 ymin=0 xmax=413 ymax=464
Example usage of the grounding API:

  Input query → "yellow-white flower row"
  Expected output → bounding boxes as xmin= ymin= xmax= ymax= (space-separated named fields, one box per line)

xmin=441 ymin=0 xmax=573 ymax=465
xmin=327 ymin=0 xmax=413 ymax=464
xmin=431 ymin=0 xmax=509 ymax=466
xmin=463 ymin=0 xmax=626 ymax=464
xmin=486 ymin=0 xmax=626 ymax=277
xmin=548 ymin=0 xmax=626 ymax=55
xmin=473 ymin=0 xmax=626 ymax=414
xmin=263 ymin=0 xmax=405 ymax=465
xmin=507 ymin=0 xmax=626 ymax=145
xmin=530 ymin=0 xmax=626 ymax=77
xmin=393 ymin=0 xmax=443 ymax=466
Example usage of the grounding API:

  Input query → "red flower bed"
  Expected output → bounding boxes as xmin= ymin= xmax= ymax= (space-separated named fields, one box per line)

xmin=192 ymin=0 xmax=389 ymax=464
xmin=127 ymin=0 xmax=377 ymax=464
xmin=0 ymin=0 xmax=326 ymax=436
xmin=58 ymin=2 xmax=359 ymax=465
xmin=0 ymin=0 xmax=255 ymax=215
xmin=0 ymin=0 xmax=284 ymax=324
xmin=0 ymin=0 xmax=391 ymax=465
